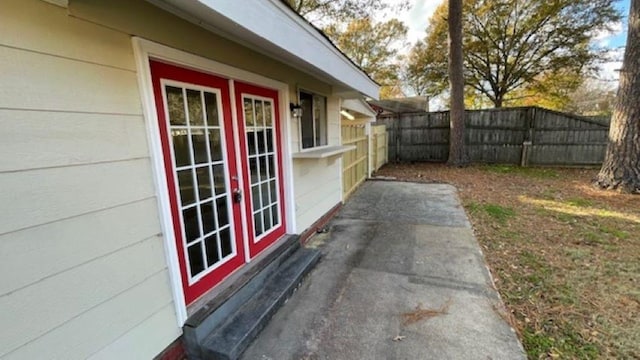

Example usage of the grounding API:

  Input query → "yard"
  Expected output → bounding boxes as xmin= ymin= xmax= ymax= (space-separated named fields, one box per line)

xmin=375 ymin=163 xmax=639 ymax=359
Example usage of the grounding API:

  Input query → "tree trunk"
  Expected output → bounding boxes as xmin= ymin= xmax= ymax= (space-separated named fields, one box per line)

xmin=594 ymin=0 xmax=640 ymax=193
xmin=447 ymin=0 xmax=468 ymax=166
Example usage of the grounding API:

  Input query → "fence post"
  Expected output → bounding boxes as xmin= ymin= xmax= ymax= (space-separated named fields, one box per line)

xmin=394 ymin=114 xmax=401 ymax=162
xmin=520 ymin=107 xmax=535 ymax=167
xmin=521 ymin=141 xmax=532 ymax=167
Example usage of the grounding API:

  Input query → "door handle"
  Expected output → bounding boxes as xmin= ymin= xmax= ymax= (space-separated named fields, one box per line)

xmin=233 ymin=188 xmax=243 ymax=203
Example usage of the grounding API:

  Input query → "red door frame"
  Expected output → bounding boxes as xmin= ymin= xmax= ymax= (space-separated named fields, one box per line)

xmin=149 ymin=60 xmax=246 ymax=305
xmin=234 ymin=81 xmax=287 ymax=258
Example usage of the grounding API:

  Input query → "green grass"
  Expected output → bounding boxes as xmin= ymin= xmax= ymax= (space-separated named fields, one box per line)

xmin=566 ymin=197 xmax=594 ymax=207
xmin=467 ymin=202 xmax=516 ymax=224
xmin=483 ymin=165 xmax=560 ymax=179
xmin=598 ymin=225 xmax=629 ymax=240
xmin=522 ymin=322 xmax=600 ymax=359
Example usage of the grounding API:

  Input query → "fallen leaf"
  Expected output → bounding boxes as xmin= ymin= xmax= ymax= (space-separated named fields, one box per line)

xmin=392 ymin=335 xmax=406 ymax=342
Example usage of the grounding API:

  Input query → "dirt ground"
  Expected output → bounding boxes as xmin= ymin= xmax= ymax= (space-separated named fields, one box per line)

xmin=375 ymin=163 xmax=639 ymax=359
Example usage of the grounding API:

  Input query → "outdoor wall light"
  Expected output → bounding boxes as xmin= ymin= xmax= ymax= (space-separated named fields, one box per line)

xmin=340 ymin=109 xmax=355 ymax=120
xmin=290 ymin=103 xmax=303 ymax=118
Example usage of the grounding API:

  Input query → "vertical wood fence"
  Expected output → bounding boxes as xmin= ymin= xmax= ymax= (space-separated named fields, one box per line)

xmin=371 ymin=124 xmax=388 ymax=172
xmin=376 ymin=107 xmax=609 ymax=166
xmin=341 ymin=123 xmax=369 ymax=199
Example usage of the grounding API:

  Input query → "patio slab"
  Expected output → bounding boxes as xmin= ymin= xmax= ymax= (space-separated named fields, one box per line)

xmin=241 ymin=181 xmax=525 ymax=360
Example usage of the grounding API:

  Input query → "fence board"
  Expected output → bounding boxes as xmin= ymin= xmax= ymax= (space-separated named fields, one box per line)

xmin=376 ymin=106 xmax=609 ymax=166
xmin=341 ymin=124 xmax=368 ymax=199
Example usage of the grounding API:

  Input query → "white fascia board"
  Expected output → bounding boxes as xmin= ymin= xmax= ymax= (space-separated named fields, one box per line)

xmin=152 ymin=0 xmax=379 ymax=99
xmin=342 ymin=99 xmax=377 ymax=117
xmin=41 ymin=0 xmax=68 ymax=7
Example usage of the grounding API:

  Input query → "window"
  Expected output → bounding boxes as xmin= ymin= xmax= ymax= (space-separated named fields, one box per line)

xmin=299 ymin=90 xmax=327 ymax=149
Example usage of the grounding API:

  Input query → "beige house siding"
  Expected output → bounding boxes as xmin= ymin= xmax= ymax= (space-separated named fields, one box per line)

xmin=1 ymin=0 xmax=347 ymax=357
xmin=291 ymin=97 xmax=344 ymax=232
xmin=69 ymin=0 xmax=344 ymax=233
xmin=0 ymin=1 xmax=179 ymax=359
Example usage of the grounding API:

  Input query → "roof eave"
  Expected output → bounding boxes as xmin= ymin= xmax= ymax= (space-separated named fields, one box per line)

xmin=146 ymin=0 xmax=380 ymax=99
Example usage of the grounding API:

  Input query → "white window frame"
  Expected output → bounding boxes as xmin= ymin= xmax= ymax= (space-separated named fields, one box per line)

xmin=132 ymin=37 xmax=296 ymax=325
xmin=298 ymin=89 xmax=329 ymax=151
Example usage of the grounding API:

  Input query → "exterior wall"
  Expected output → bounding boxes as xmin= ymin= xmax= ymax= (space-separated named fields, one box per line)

xmin=69 ymin=0 xmax=342 ymax=235
xmin=0 ymin=1 xmax=180 ymax=359
xmin=291 ymin=96 xmax=343 ymax=232
xmin=1 ymin=0 xmax=345 ymax=358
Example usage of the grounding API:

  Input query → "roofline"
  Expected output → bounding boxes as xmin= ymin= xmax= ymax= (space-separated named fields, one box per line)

xmin=276 ymin=0 xmax=380 ymax=87
xmin=146 ymin=0 xmax=380 ymax=99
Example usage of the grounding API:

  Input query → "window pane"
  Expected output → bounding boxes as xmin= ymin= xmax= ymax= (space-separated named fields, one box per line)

xmin=264 ymin=101 xmax=273 ymax=127
xmin=204 ymin=234 xmax=220 ymax=267
xmin=300 ymin=91 xmax=314 ymax=149
xmin=177 ymin=170 xmax=195 ymax=206
xmin=269 ymin=179 xmax=277 ymax=205
xmin=183 ymin=207 xmax=200 ymax=242
xmin=247 ymin=131 xmax=257 ymax=156
xmin=204 ymin=92 xmax=219 ymax=126
xmin=196 ymin=166 xmax=212 ymax=200
xmin=244 ymin=98 xmax=254 ymax=127
xmin=171 ymin=129 xmax=190 ymax=167
xmin=165 ymin=86 xmax=186 ymax=126
xmin=201 ymin=201 xmax=216 ymax=234
xmin=188 ymin=243 xmax=205 ymax=276
xmin=254 ymin=212 xmax=263 ymax=236
xmin=259 ymin=155 xmax=268 ymax=182
xmin=216 ymin=197 xmax=229 ymax=227
xmin=192 ymin=129 xmax=208 ymax=164
xmin=256 ymin=129 xmax=266 ymax=154
xmin=186 ymin=89 xmax=204 ymax=126
xmin=271 ymin=204 xmax=279 ymax=226
xmin=208 ymin=129 xmax=223 ymax=162
xmin=266 ymin=129 xmax=274 ymax=153
xmin=267 ymin=155 xmax=275 ymax=180
xmin=249 ymin=157 xmax=259 ymax=184
xmin=212 ymin=164 xmax=226 ymax=195
xmin=220 ymin=228 xmax=233 ymax=257
xmin=251 ymin=184 xmax=261 ymax=211
xmin=313 ymin=94 xmax=327 ymax=146
xmin=260 ymin=181 xmax=269 ymax=208
xmin=255 ymin=101 xmax=264 ymax=127
xmin=263 ymin=209 xmax=271 ymax=232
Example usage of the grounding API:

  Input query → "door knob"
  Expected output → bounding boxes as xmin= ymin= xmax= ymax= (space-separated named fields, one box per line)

xmin=233 ymin=188 xmax=243 ymax=203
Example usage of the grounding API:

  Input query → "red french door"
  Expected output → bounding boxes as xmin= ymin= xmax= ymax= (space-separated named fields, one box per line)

xmin=150 ymin=60 xmax=245 ymax=304
xmin=234 ymin=82 xmax=287 ymax=258
xmin=150 ymin=61 xmax=288 ymax=305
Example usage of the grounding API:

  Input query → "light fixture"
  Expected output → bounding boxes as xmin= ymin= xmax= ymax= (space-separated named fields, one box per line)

xmin=290 ymin=103 xmax=303 ymax=118
xmin=340 ymin=109 xmax=355 ymax=120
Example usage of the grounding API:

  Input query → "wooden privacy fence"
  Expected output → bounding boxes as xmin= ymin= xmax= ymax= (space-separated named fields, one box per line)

xmin=376 ymin=107 xmax=610 ymax=166
xmin=341 ymin=123 xmax=369 ymax=199
xmin=371 ymin=124 xmax=388 ymax=171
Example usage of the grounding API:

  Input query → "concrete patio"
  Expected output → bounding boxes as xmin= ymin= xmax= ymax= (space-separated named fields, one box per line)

xmin=241 ymin=180 xmax=525 ymax=359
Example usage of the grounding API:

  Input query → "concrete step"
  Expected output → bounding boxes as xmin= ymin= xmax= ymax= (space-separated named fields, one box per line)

xmin=201 ymin=247 xmax=320 ymax=360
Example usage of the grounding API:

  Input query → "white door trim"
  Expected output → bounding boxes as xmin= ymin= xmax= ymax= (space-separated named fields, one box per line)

xmin=131 ymin=37 xmax=296 ymax=325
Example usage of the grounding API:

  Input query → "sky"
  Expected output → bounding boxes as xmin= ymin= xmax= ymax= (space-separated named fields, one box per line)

xmin=393 ymin=0 xmax=630 ymax=84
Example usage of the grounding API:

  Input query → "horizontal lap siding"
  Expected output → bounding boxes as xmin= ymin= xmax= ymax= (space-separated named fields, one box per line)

xmin=293 ymin=96 xmax=343 ymax=232
xmin=0 ymin=0 xmax=179 ymax=359
xmin=0 ymin=110 xmax=148 ymax=172
xmin=0 ymin=199 xmax=162 ymax=295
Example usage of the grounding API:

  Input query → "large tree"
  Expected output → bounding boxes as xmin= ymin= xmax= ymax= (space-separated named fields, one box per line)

xmin=448 ymin=0 xmax=468 ymax=165
xmin=594 ymin=0 xmax=640 ymax=193
xmin=408 ymin=0 xmax=620 ymax=108
xmin=285 ymin=0 xmax=408 ymax=26
xmin=325 ymin=18 xmax=408 ymax=98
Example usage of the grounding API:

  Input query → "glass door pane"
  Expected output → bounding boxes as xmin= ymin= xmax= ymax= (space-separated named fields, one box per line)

xmin=243 ymin=96 xmax=280 ymax=239
xmin=164 ymin=83 xmax=236 ymax=281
